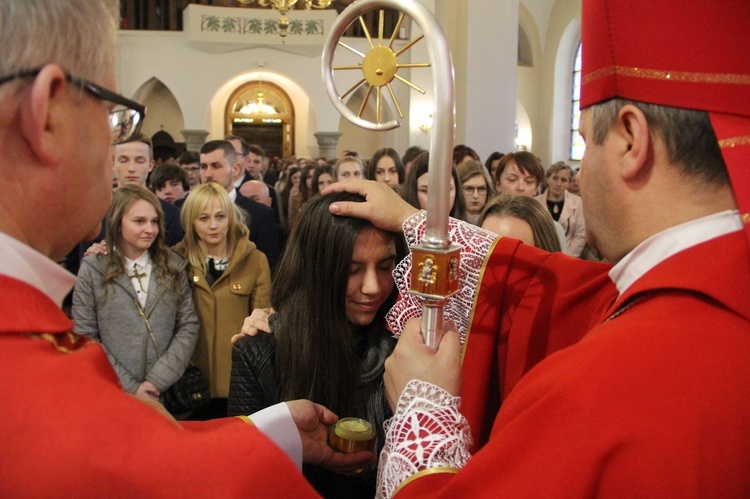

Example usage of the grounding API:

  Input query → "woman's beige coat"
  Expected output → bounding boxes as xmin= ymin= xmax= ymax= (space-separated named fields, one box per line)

xmin=174 ymin=237 xmax=271 ymax=398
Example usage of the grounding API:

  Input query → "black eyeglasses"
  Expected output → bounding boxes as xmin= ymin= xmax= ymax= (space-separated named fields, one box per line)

xmin=462 ymin=185 xmax=488 ymax=194
xmin=0 ymin=68 xmax=146 ymax=145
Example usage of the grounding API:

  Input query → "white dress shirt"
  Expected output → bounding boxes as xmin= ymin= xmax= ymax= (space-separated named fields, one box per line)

xmin=0 ymin=231 xmax=76 ymax=307
xmin=609 ymin=210 xmax=743 ymax=295
xmin=125 ymin=252 xmax=152 ymax=308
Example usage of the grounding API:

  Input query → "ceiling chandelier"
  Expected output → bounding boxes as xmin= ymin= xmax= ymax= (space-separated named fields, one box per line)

xmin=237 ymin=73 xmax=279 ymax=118
xmin=237 ymin=0 xmax=333 ymax=39
xmin=238 ymin=91 xmax=277 ymax=116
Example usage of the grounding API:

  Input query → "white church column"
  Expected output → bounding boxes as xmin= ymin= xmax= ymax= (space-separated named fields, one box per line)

xmin=181 ymin=129 xmax=209 ymax=152
xmin=436 ymin=0 xmax=518 ymax=160
xmin=314 ymin=131 xmax=342 ymax=160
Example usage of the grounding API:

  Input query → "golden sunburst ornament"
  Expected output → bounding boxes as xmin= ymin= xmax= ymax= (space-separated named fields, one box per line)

xmin=331 ymin=11 xmax=430 ymax=125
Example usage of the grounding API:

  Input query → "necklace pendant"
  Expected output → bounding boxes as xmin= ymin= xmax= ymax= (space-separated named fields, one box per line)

xmin=129 ymin=265 xmax=147 ymax=293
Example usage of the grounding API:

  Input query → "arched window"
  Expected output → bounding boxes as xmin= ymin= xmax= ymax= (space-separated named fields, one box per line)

xmin=569 ymin=41 xmax=584 ymax=160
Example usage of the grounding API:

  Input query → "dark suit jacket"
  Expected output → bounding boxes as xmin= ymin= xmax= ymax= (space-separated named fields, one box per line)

xmin=160 ymin=198 xmax=184 ymax=246
xmin=234 ymin=190 xmax=281 ymax=271
xmin=263 ymin=169 xmax=278 ymax=188
xmin=241 ymin=171 xmax=283 ymax=226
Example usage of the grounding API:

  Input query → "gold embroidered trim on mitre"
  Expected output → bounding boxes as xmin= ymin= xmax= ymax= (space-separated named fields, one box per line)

xmin=718 ymin=135 xmax=750 ymax=148
xmin=582 ymin=65 xmax=750 ymax=86
xmin=714 ymin=136 xmax=749 ymax=227
xmin=392 ymin=466 xmax=460 ymax=496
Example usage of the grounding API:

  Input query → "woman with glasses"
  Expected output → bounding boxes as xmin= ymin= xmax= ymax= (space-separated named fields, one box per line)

xmin=72 ymin=185 xmax=199 ymax=410
xmin=457 ymin=160 xmax=495 ymax=225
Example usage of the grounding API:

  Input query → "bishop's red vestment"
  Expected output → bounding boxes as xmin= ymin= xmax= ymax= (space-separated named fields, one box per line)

xmin=380 ymin=214 xmax=750 ymax=497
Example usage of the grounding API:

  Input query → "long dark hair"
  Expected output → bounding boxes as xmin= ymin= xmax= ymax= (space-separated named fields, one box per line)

xmin=279 ymin=166 xmax=300 ymax=222
xmin=452 ymin=143 xmax=480 ymax=166
xmin=298 ymin=164 xmax=316 ymax=202
xmin=401 ymin=152 xmax=468 ymax=221
xmin=367 ymin=147 xmax=405 ymax=184
xmin=272 ymin=192 xmax=406 ymax=418
xmin=309 ymin=164 xmax=334 ymax=197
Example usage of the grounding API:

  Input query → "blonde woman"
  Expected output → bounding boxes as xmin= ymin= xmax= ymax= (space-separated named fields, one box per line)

xmin=479 ymin=194 xmax=563 ymax=253
xmin=333 ymin=155 xmax=365 ymax=182
xmin=174 ymin=182 xmax=271 ymax=419
xmin=535 ymin=162 xmax=586 ymax=257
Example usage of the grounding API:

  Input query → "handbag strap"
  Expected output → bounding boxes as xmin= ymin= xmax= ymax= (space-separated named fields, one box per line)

xmin=135 ymin=298 xmax=161 ymax=359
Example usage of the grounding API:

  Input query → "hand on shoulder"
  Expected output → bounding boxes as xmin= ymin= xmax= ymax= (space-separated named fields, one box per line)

xmin=231 ymin=307 xmax=274 ymax=344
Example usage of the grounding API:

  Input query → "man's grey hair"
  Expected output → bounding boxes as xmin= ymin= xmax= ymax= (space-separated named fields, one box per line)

xmin=590 ymin=98 xmax=728 ymax=185
xmin=0 ymin=0 xmax=118 ymax=83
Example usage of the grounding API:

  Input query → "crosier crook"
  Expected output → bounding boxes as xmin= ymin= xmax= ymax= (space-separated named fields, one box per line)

xmin=322 ymin=0 xmax=460 ymax=348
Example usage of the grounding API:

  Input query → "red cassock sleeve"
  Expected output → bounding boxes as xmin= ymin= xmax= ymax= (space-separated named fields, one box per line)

xmin=458 ymin=237 xmax=615 ymax=450
xmin=0 ymin=276 xmax=318 ymax=497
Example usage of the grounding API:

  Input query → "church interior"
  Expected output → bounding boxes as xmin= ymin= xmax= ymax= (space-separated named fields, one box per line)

xmin=117 ymin=0 xmax=583 ymax=167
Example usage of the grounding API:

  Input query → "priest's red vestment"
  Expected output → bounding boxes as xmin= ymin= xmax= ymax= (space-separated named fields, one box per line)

xmin=0 ymin=275 xmax=319 ymax=497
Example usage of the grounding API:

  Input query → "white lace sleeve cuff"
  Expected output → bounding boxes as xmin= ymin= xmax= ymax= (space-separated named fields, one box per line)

xmin=376 ymin=380 xmax=472 ymax=498
xmin=386 ymin=211 xmax=498 ymax=347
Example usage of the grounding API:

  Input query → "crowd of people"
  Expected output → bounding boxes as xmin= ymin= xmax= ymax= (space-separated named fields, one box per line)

xmin=82 ymin=130 xmax=586 ymax=411
xmin=145 ymin=138 xmax=594 ymax=267
xmin=55 ymin=123 xmax=598 ymax=496
xmin=1 ymin=0 xmax=748 ymax=496
xmin=67 ymin=134 xmax=603 ymax=493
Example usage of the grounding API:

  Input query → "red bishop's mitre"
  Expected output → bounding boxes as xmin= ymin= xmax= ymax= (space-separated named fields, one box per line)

xmin=580 ymin=0 xmax=750 ymax=244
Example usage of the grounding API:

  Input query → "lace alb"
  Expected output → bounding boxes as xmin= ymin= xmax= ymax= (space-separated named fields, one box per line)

xmin=376 ymin=380 xmax=472 ymax=498
xmin=376 ymin=212 xmax=496 ymax=497
xmin=386 ymin=211 xmax=498 ymax=348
